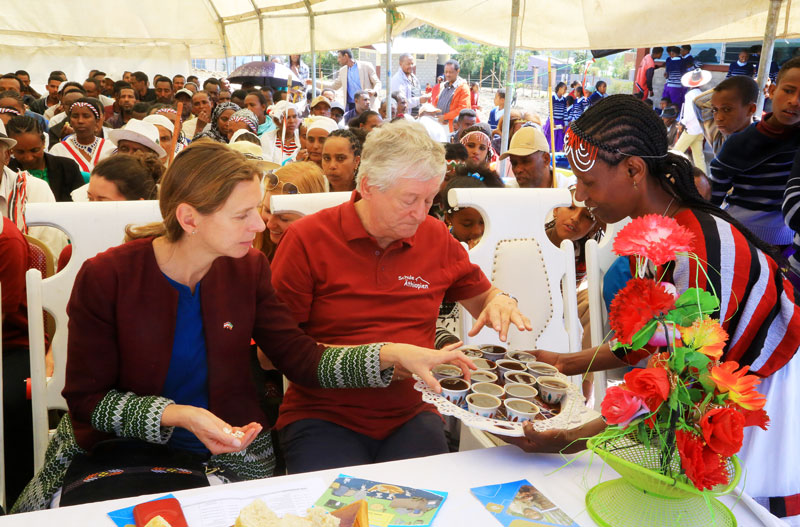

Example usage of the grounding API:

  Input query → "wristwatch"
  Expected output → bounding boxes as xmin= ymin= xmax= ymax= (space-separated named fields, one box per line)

xmin=497 ymin=292 xmax=519 ymax=304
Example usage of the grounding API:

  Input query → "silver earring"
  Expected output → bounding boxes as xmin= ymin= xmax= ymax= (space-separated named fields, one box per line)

xmin=191 ymin=230 xmax=197 ymax=236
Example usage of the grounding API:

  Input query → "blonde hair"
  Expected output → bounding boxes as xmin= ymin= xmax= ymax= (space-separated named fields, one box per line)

xmin=126 ymin=139 xmax=260 ymax=241
xmin=356 ymin=119 xmax=445 ymax=192
xmin=254 ymin=161 xmax=326 ymax=258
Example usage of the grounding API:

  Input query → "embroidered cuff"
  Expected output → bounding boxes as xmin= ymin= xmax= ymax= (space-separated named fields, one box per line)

xmin=318 ymin=343 xmax=393 ymax=389
xmin=91 ymin=389 xmax=175 ymax=444
xmin=208 ymin=431 xmax=276 ymax=481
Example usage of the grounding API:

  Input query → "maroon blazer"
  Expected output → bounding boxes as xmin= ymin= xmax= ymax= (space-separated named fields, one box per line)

xmin=63 ymin=237 xmax=326 ymax=450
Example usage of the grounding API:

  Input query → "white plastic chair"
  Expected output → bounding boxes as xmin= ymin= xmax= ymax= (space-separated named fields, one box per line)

xmin=449 ymin=188 xmax=580 ymax=354
xmin=269 ymin=192 xmax=351 ymax=217
xmin=584 ymin=217 xmax=631 ymax=410
xmin=447 ymin=188 xmax=581 ymax=450
xmin=25 ymin=201 xmax=162 ymax=471
xmin=0 ymin=282 xmax=5 ymax=511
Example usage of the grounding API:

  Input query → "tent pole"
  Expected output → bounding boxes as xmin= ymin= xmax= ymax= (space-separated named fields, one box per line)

xmin=248 ymin=0 xmax=265 ymax=61
xmin=310 ymin=14 xmax=317 ymax=96
xmin=221 ymin=24 xmax=231 ymax=75
xmin=499 ymin=0 xmax=520 ymax=174
xmin=756 ymin=0 xmax=782 ymax=116
xmin=305 ymin=1 xmax=317 ymax=99
xmin=385 ymin=3 xmax=393 ymax=120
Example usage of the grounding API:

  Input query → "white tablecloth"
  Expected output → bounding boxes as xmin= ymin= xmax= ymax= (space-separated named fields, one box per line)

xmin=0 ymin=445 xmax=785 ymax=526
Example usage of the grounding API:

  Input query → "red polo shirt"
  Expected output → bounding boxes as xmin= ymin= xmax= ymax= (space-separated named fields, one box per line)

xmin=1 ymin=217 xmax=29 ymax=350
xmin=271 ymin=192 xmax=491 ymax=439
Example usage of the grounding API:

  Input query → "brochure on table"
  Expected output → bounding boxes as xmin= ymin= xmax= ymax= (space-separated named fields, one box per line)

xmin=314 ymin=474 xmax=447 ymax=527
xmin=471 ymin=479 xmax=579 ymax=527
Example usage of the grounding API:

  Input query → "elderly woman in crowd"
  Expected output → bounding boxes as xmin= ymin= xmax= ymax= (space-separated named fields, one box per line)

xmin=12 ymin=141 xmax=470 ymax=513
xmin=321 ymin=128 xmax=361 ymax=192
xmin=225 ymin=109 xmax=260 ymax=142
xmin=270 ymin=119 xmax=532 ymax=474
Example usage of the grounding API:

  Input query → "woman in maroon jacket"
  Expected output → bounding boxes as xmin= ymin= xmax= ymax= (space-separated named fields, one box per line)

xmin=13 ymin=140 xmax=472 ymax=513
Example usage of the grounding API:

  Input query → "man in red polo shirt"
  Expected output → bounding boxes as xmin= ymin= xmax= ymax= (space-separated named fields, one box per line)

xmin=271 ymin=119 xmax=531 ymax=474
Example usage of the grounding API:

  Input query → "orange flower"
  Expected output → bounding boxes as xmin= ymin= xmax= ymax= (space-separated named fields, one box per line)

xmin=710 ymin=362 xmax=766 ymax=411
xmin=681 ymin=318 xmax=728 ymax=360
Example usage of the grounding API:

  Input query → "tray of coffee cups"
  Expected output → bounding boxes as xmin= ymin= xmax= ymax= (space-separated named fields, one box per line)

xmin=414 ymin=344 xmax=600 ymax=437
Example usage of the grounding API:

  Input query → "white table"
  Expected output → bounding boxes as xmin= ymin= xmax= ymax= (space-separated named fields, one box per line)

xmin=0 ymin=445 xmax=784 ymax=526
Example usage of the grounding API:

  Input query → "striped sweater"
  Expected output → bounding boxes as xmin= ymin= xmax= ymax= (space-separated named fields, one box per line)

xmin=727 ymin=61 xmax=755 ymax=78
xmin=708 ymin=116 xmax=800 ymax=245
xmin=552 ymin=95 xmax=567 ymax=122
xmin=665 ymin=56 xmax=684 ymax=87
xmin=615 ymin=209 xmax=799 ymax=378
xmin=567 ymin=97 xmax=589 ymax=122
xmin=783 ymin=148 xmax=800 ymax=274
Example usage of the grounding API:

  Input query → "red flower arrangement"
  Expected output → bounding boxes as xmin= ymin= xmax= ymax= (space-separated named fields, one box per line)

xmin=613 ymin=214 xmax=695 ymax=266
xmin=595 ymin=215 xmax=769 ymax=492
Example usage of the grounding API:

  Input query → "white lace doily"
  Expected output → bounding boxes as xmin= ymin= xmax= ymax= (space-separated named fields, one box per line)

xmin=414 ymin=375 xmax=601 ymax=437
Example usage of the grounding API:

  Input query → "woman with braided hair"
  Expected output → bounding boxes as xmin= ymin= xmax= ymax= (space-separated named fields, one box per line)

xmin=509 ymin=95 xmax=800 ymax=523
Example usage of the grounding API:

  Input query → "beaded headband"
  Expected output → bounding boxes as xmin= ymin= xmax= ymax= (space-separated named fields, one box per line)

xmin=156 ymin=108 xmax=177 ymax=115
xmin=460 ymin=130 xmax=490 ymax=148
xmin=565 ymin=122 xmax=668 ymax=172
xmin=70 ymin=101 xmax=100 ymax=120
xmin=0 ymin=108 xmax=20 ymax=115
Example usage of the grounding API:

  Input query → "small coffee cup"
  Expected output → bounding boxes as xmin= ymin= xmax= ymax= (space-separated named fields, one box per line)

xmin=466 ymin=393 xmax=502 ymax=418
xmin=440 ymin=377 xmax=470 ymax=406
xmin=472 ymin=358 xmax=497 ymax=372
xmin=460 ymin=346 xmax=483 ymax=359
xmin=495 ymin=359 xmax=527 ymax=380
xmin=526 ymin=361 xmax=559 ymax=378
xmin=503 ymin=371 xmax=537 ymax=386
xmin=471 ymin=381 xmax=505 ymax=399
xmin=470 ymin=370 xmax=499 ymax=384
xmin=537 ymin=376 xmax=570 ymax=405
xmin=506 ymin=350 xmax=536 ymax=364
xmin=432 ymin=364 xmax=463 ymax=381
xmin=504 ymin=382 xmax=538 ymax=402
xmin=479 ymin=344 xmax=507 ymax=362
xmin=504 ymin=398 xmax=541 ymax=422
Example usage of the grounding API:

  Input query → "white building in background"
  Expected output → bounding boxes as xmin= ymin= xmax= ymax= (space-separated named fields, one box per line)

xmin=358 ymin=37 xmax=458 ymax=89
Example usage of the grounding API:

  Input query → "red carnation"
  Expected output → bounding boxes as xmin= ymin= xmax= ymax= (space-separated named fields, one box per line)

xmin=613 ymin=214 xmax=695 ymax=265
xmin=736 ymin=407 xmax=770 ymax=431
xmin=609 ymin=279 xmax=677 ymax=345
xmin=600 ymin=386 xmax=650 ymax=429
xmin=623 ymin=367 xmax=671 ymax=412
xmin=676 ymin=429 xmax=730 ymax=491
xmin=699 ymin=407 xmax=744 ymax=457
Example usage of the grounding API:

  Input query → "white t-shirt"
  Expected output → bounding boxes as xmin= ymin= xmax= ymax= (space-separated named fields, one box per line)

xmin=680 ymin=88 xmax=704 ymax=136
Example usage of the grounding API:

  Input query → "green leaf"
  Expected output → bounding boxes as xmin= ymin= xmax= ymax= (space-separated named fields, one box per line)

xmin=715 ymin=394 xmax=728 ymax=405
xmin=666 ymin=288 xmax=720 ymax=326
xmin=629 ymin=319 xmax=658 ymax=351
xmin=688 ymin=388 xmax=703 ymax=403
xmin=698 ymin=372 xmax=716 ymax=394
xmin=685 ymin=351 xmax=711 ymax=372
xmin=669 ymin=346 xmax=686 ymax=373
xmin=668 ymin=388 xmax=680 ymax=411
xmin=677 ymin=385 xmax=692 ymax=406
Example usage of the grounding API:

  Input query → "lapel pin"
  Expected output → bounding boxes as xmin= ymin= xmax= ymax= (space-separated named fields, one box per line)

xmin=223 ymin=322 xmax=233 ymax=331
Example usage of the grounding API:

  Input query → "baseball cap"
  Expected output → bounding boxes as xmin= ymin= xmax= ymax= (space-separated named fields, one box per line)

xmin=108 ymin=119 xmax=168 ymax=158
xmin=0 ymin=120 xmax=17 ymax=149
xmin=310 ymin=96 xmax=331 ymax=109
xmin=174 ymin=88 xmax=193 ymax=98
xmin=498 ymin=127 xmax=549 ymax=159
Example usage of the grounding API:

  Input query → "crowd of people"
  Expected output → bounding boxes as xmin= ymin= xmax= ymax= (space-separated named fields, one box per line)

xmin=0 ymin=46 xmax=799 ymax=525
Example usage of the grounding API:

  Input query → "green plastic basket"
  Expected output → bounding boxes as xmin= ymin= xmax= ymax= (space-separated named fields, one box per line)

xmin=585 ymin=434 xmax=741 ymax=527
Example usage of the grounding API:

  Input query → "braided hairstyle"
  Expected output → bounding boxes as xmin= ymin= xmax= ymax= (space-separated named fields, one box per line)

xmin=6 ymin=114 xmax=44 ymax=141
xmin=571 ymin=94 xmax=781 ymax=261
xmin=328 ymin=128 xmax=362 ymax=158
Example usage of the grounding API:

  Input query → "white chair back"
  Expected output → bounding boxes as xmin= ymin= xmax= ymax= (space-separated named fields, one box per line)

xmin=448 ymin=188 xmax=580 ymax=354
xmin=0 ymin=282 xmax=5 ymax=510
xmin=25 ymin=201 xmax=162 ymax=471
xmin=585 ymin=217 xmax=631 ymax=409
xmin=270 ymin=192 xmax=351 ymax=216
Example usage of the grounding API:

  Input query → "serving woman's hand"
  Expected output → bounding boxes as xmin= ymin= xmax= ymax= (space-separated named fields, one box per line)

xmin=380 ymin=341 xmax=475 ymax=392
xmin=161 ymin=404 xmax=262 ymax=455
xmin=501 ymin=418 xmax=607 ymax=454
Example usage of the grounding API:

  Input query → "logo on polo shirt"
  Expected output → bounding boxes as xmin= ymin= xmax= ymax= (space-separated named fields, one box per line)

xmin=398 ymin=275 xmax=430 ymax=290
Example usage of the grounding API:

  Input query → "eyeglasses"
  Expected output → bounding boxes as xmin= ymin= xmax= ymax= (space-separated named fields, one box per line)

xmin=264 ymin=170 xmax=300 ymax=195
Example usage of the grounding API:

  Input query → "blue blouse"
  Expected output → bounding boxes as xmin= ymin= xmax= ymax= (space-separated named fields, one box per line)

xmin=162 ymin=274 xmax=211 ymax=455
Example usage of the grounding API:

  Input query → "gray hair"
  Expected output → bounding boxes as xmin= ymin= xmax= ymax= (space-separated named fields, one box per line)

xmin=398 ymin=53 xmax=414 ymax=63
xmin=357 ymin=120 xmax=445 ymax=192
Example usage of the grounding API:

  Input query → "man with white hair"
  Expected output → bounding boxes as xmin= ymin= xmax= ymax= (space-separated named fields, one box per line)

xmin=271 ymin=119 xmax=532 ymax=474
